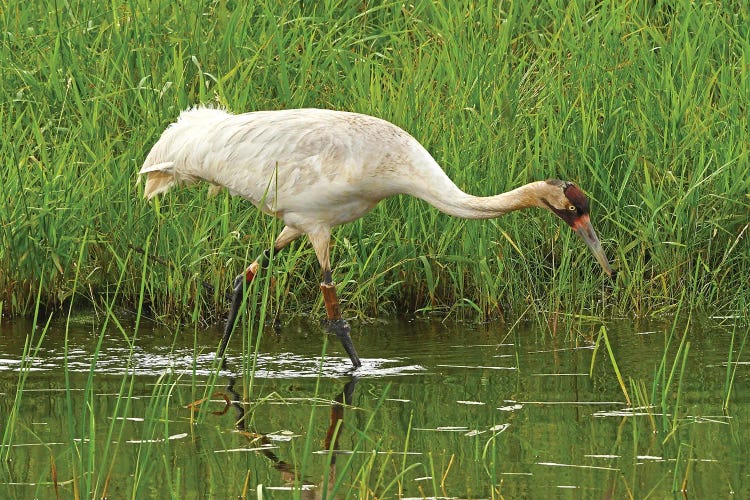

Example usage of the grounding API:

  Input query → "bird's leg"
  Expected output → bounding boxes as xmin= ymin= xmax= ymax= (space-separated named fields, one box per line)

xmin=218 ymin=226 xmax=302 ymax=362
xmin=320 ymin=270 xmax=362 ymax=368
xmin=218 ymin=249 xmax=271 ymax=359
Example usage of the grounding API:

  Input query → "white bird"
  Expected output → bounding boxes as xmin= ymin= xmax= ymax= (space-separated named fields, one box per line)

xmin=139 ymin=107 xmax=613 ymax=369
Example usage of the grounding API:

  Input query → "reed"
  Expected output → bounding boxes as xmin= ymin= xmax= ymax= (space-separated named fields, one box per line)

xmin=1 ymin=0 xmax=748 ymax=323
xmin=723 ymin=305 xmax=748 ymax=410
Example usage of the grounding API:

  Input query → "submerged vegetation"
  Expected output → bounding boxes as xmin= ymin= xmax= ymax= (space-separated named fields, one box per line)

xmin=1 ymin=1 xmax=748 ymax=322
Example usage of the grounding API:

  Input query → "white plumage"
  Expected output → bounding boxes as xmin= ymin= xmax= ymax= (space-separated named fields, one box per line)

xmin=143 ymin=108 xmax=431 ymax=226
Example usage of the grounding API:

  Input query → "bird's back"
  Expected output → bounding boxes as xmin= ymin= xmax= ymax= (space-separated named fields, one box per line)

xmin=140 ymin=107 xmax=455 ymax=229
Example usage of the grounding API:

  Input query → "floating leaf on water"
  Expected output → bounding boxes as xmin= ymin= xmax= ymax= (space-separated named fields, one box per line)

xmin=266 ymin=432 xmax=299 ymax=442
xmin=437 ymin=364 xmax=516 ymax=370
xmin=264 ymin=485 xmax=316 ymax=491
xmin=519 ymin=400 xmax=623 ymax=406
xmin=536 ymin=462 xmax=619 ymax=471
xmin=592 ymin=410 xmax=667 ymax=417
xmin=450 ymin=343 xmax=514 ymax=348
xmin=527 ymin=346 xmax=594 ymax=354
xmin=684 ymin=416 xmax=731 ymax=424
xmin=497 ymin=404 xmax=523 ymax=412
xmin=122 ymin=432 xmax=187 ymax=443
xmin=10 ymin=442 xmax=65 ymax=447
xmin=214 ymin=446 xmax=279 ymax=453
xmin=413 ymin=426 xmax=468 ymax=432
xmin=313 ymin=450 xmax=418 ymax=455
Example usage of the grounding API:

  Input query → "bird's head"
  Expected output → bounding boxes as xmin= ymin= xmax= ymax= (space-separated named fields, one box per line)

xmin=539 ymin=179 xmax=613 ymax=277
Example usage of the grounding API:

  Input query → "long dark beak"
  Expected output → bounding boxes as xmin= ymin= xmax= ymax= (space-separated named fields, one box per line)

xmin=572 ymin=215 xmax=613 ymax=277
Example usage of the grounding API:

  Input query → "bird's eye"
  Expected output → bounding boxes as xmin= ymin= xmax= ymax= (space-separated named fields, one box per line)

xmin=568 ymin=205 xmax=576 ymax=211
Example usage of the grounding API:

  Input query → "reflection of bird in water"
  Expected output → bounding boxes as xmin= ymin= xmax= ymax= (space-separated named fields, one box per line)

xmin=218 ymin=376 xmax=358 ymax=497
xmin=140 ymin=108 xmax=613 ymax=368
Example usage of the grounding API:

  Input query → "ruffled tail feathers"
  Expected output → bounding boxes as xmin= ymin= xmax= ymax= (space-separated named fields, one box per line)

xmin=138 ymin=162 xmax=175 ymax=200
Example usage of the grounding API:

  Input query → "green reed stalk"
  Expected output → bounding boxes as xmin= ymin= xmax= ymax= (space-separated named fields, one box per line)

xmin=723 ymin=320 xmax=748 ymax=411
xmin=591 ymin=325 xmax=631 ymax=406
xmin=722 ymin=296 xmax=748 ymax=411
xmin=630 ymin=378 xmax=656 ymax=433
xmin=663 ymin=340 xmax=691 ymax=443
xmin=653 ymin=297 xmax=691 ymax=434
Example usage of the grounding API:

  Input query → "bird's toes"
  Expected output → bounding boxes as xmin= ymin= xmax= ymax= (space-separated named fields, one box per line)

xmin=322 ymin=318 xmax=351 ymax=336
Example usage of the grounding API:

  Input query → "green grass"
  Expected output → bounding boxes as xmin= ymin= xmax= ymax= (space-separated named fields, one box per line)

xmin=1 ymin=0 xmax=748 ymax=323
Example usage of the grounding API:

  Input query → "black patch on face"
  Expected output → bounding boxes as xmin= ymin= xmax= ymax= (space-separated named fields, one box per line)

xmin=542 ymin=181 xmax=590 ymax=227
xmin=563 ymin=184 xmax=590 ymax=215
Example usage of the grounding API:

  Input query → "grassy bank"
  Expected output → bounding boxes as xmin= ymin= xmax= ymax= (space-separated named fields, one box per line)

xmin=1 ymin=0 xmax=748 ymax=323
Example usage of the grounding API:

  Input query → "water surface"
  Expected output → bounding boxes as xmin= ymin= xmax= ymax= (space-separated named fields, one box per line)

xmin=1 ymin=314 xmax=747 ymax=498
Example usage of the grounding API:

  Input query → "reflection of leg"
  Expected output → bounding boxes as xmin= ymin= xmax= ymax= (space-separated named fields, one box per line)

xmin=325 ymin=377 xmax=359 ymax=451
xmin=342 ymin=377 xmax=358 ymax=405
xmin=225 ymin=376 xmax=247 ymax=431
xmin=321 ymin=282 xmax=361 ymax=368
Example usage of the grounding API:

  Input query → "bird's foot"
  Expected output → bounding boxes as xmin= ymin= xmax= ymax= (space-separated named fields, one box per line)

xmin=322 ymin=318 xmax=350 ymax=333
xmin=323 ymin=319 xmax=362 ymax=369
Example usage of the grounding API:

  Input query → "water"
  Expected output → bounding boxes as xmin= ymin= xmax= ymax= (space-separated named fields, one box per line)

xmin=0 ymin=314 xmax=747 ymax=498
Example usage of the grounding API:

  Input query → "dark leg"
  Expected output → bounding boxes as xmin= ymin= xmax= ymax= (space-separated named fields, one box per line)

xmin=320 ymin=273 xmax=361 ymax=368
xmin=218 ymin=250 xmax=270 ymax=359
xmin=217 ymin=227 xmax=301 ymax=360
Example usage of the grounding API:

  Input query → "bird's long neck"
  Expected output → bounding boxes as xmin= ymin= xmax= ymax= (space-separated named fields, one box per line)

xmin=410 ymin=177 xmax=547 ymax=220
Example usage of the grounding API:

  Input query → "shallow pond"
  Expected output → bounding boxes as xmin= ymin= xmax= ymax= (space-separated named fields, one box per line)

xmin=0 ymin=313 xmax=748 ymax=498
